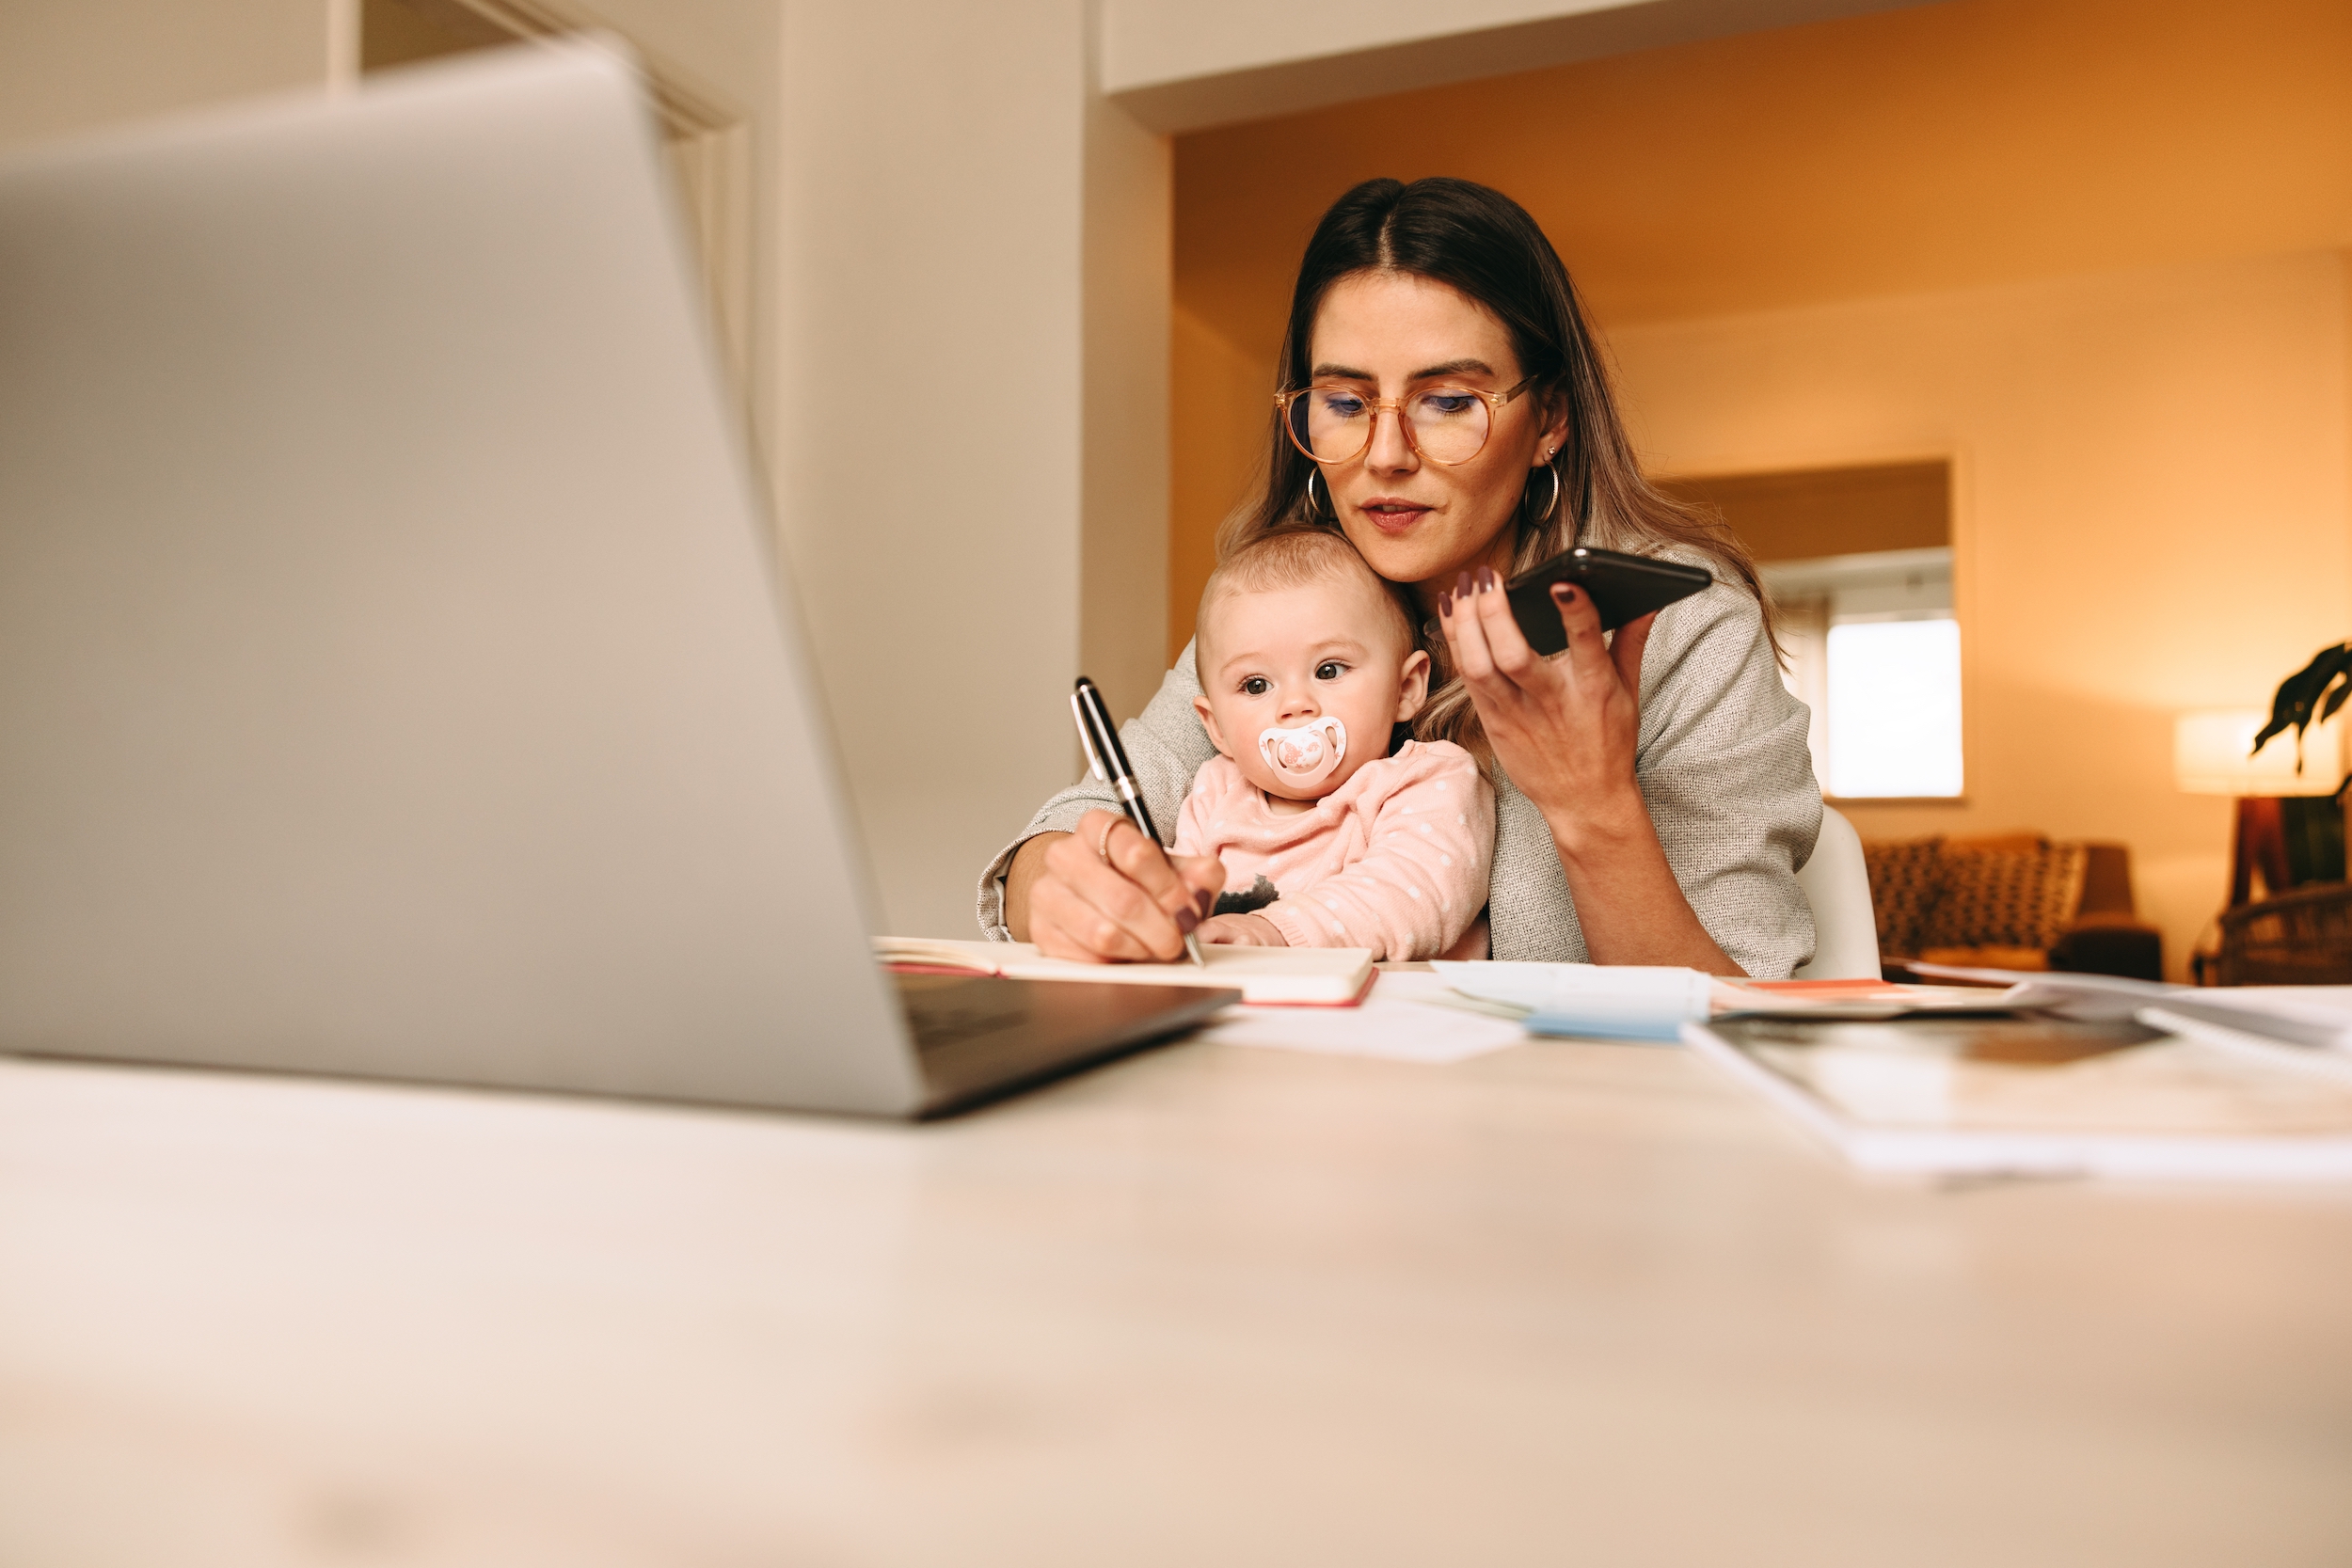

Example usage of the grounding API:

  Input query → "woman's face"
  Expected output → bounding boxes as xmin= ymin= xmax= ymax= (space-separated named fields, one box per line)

xmin=1305 ymin=270 xmax=1567 ymax=608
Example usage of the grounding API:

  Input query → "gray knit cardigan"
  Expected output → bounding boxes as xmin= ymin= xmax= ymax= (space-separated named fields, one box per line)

xmin=974 ymin=571 xmax=1823 ymax=976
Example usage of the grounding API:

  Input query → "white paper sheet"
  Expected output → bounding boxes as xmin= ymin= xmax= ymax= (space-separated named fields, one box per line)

xmin=1688 ymin=1018 xmax=2352 ymax=1180
xmin=1196 ymin=972 xmax=1528 ymax=1064
xmin=2149 ymin=988 xmax=2352 ymax=1053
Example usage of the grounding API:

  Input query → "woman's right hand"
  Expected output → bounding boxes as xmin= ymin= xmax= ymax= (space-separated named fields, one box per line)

xmin=1010 ymin=811 xmax=1223 ymax=962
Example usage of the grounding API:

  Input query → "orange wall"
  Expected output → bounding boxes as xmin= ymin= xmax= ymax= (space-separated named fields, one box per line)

xmin=1170 ymin=0 xmax=2352 ymax=650
xmin=1612 ymin=250 xmax=2348 ymax=978
xmin=1169 ymin=304 xmax=1270 ymax=663
xmin=1168 ymin=0 xmax=2352 ymax=975
xmin=1173 ymin=0 xmax=2352 ymax=342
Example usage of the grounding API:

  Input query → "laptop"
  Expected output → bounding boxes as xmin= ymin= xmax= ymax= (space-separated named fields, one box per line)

xmin=0 ymin=42 xmax=1233 ymax=1118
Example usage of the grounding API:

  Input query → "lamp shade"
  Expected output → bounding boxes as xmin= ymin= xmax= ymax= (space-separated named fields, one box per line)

xmin=2174 ymin=709 xmax=2347 ymax=797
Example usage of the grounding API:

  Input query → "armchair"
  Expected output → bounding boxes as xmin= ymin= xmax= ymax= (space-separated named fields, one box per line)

xmin=2215 ymin=882 xmax=2352 ymax=985
xmin=1864 ymin=832 xmax=2165 ymax=982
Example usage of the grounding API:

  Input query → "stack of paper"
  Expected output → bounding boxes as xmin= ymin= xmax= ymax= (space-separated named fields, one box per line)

xmin=1432 ymin=965 xmax=2033 ymax=1040
xmin=1915 ymin=965 xmax=2352 ymax=1056
xmin=1686 ymin=1012 xmax=2352 ymax=1180
xmin=2139 ymin=988 xmax=2352 ymax=1054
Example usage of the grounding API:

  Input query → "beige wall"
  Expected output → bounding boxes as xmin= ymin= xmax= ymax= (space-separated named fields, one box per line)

xmin=1108 ymin=0 xmax=1662 ymax=88
xmin=0 ymin=0 xmax=328 ymax=150
xmin=1609 ymin=251 xmax=2351 ymax=977
xmin=1081 ymin=54 xmax=1175 ymax=747
xmin=777 ymin=0 xmax=1183 ymax=935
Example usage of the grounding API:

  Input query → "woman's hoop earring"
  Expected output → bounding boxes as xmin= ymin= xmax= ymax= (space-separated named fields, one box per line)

xmin=1524 ymin=463 xmax=1563 ymax=526
xmin=1306 ymin=469 xmax=1333 ymax=522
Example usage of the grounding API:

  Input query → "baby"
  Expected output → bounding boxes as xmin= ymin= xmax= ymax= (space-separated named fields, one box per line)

xmin=1179 ymin=529 xmax=1495 ymax=960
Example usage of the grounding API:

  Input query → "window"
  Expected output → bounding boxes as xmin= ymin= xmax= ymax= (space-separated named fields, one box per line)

xmin=1763 ymin=547 xmax=1961 ymax=799
xmin=1660 ymin=461 xmax=1959 ymax=801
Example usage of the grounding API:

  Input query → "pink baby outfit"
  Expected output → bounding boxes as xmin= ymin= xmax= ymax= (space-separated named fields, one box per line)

xmin=1172 ymin=739 xmax=1495 ymax=960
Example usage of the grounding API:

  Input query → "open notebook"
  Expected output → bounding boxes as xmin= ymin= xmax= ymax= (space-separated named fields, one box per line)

xmin=1687 ymin=1013 xmax=2352 ymax=1180
xmin=875 ymin=938 xmax=1375 ymax=1006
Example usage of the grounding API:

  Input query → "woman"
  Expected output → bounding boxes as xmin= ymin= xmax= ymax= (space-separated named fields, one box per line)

xmin=980 ymin=177 xmax=1820 ymax=976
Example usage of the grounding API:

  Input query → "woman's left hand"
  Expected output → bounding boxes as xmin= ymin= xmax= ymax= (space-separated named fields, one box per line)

xmin=1438 ymin=566 xmax=1654 ymax=849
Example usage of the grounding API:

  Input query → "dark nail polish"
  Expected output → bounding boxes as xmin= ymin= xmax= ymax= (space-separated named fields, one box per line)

xmin=1438 ymin=589 xmax=1453 ymax=617
xmin=1480 ymin=567 xmax=1497 ymax=593
xmin=1456 ymin=571 xmax=1472 ymax=597
xmin=1175 ymin=907 xmax=1200 ymax=934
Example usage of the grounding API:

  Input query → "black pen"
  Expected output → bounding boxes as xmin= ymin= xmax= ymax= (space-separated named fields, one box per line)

xmin=1070 ymin=676 xmax=1206 ymax=966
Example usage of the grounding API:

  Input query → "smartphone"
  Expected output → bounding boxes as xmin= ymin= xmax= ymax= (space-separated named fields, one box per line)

xmin=1504 ymin=546 xmax=1713 ymax=656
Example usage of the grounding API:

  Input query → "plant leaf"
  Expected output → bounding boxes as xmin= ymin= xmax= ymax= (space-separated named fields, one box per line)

xmin=2254 ymin=643 xmax=2352 ymax=754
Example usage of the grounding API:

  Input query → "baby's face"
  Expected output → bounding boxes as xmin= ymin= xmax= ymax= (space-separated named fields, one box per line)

xmin=1193 ymin=574 xmax=1430 ymax=801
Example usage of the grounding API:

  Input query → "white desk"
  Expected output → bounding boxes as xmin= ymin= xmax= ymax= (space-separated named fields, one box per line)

xmin=5 ymin=1034 xmax=2350 ymax=1566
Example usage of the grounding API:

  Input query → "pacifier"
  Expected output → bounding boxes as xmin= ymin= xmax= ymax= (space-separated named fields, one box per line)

xmin=1257 ymin=717 xmax=1347 ymax=790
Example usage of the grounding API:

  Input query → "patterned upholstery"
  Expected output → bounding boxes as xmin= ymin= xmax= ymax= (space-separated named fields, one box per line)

xmin=1935 ymin=841 xmax=2089 ymax=951
xmin=1862 ymin=834 xmax=2091 ymax=958
xmin=1863 ymin=835 xmax=1946 ymax=958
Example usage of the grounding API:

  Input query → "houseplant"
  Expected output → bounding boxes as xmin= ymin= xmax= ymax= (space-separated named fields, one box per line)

xmin=2253 ymin=641 xmax=2352 ymax=771
xmin=2250 ymin=641 xmax=2349 ymax=886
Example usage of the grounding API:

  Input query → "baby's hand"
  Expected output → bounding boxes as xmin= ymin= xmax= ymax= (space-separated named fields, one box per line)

xmin=1197 ymin=913 xmax=1287 ymax=947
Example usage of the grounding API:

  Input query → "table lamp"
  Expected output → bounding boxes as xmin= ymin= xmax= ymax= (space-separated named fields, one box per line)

xmin=2174 ymin=709 xmax=2347 ymax=906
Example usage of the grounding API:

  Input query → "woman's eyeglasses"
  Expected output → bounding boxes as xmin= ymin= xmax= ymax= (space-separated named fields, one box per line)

xmin=1274 ymin=376 xmax=1536 ymax=467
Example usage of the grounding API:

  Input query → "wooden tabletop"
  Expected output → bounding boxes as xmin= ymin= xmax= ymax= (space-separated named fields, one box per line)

xmin=5 ymin=1034 xmax=2350 ymax=1566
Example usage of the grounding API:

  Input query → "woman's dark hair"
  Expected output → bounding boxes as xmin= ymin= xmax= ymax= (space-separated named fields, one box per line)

xmin=1217 ymin=177 xmax=1774 ymax=764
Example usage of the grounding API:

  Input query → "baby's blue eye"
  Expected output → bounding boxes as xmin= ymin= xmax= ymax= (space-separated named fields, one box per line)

xmin=1242 ymin=676 xmax=1270 ymax=696
xmin=1315 ymin=661 xmax=1345 ymax=681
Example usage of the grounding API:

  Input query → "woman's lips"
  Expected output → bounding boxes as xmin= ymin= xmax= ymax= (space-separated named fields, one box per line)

xmin=1359 ymin=499 xmax=1432 ymax=535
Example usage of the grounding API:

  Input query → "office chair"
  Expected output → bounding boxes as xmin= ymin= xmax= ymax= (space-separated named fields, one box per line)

xmin=1791 ymin=806 xmax=1883 ymax=980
